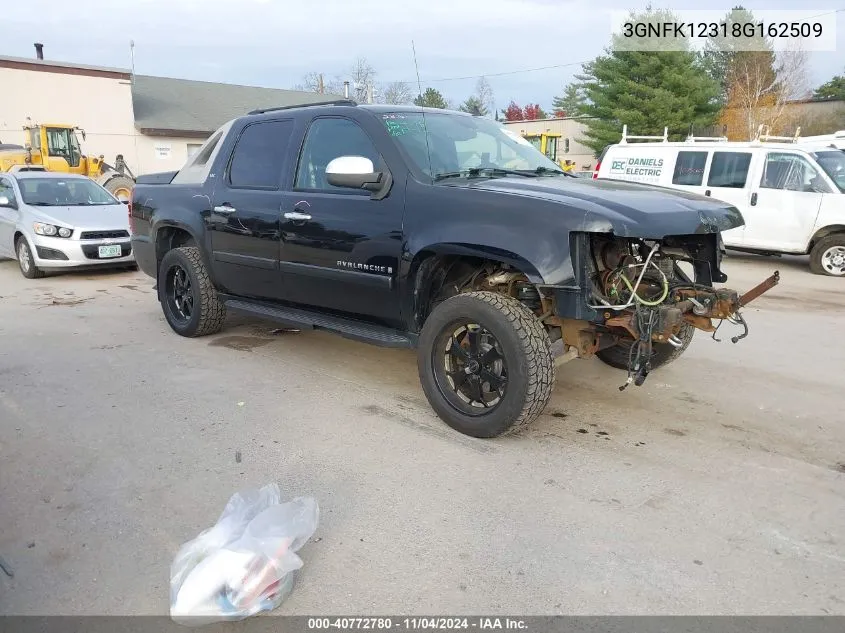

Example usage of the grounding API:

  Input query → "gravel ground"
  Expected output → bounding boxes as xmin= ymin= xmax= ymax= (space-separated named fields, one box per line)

xmin=0 ymin=252 xmax=843 ymax=617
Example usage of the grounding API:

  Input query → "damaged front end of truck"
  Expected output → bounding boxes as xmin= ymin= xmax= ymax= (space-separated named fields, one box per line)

xmin=539 ymin=230 xmax=780 ymax=389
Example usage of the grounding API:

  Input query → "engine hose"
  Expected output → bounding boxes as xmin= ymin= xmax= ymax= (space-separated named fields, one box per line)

xmin=620 ymin=271 xmax=669 ymax=306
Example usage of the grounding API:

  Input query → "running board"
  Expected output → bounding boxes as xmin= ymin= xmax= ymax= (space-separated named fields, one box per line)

xmin=223 ymin=298 xmax=416 ymax=348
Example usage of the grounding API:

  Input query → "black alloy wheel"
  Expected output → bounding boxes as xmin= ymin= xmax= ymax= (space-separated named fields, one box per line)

xmin=434 ymin=322 xmax=509 ymax=415
xmin=166 ymin=263 xmax=194 ymax=323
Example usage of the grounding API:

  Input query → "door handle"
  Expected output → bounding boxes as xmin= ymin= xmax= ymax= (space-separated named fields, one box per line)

xmin=284 ymin=212 xmax=312 ymax=221
xmin=750 ymin=192 xmax=758 ymax=206
xmin=213 ymin=204 xmax=236 ymax=214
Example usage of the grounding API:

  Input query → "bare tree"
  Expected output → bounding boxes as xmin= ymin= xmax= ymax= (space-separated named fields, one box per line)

xmin=349 ymin=57 xmax=377 ymax=103
xmin=474 ymin=77 xmax=495 ymax=116
xmin=380 ymin=81 xmax=413 ymax=105
xmin=721 ymin=45 xmax=810 ymax=140
xmin=295 ymin=71 xmax=345 ymax=96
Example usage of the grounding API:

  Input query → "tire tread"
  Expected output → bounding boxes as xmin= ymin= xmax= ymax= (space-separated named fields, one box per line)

xmin=163 ymin=246 xmax=225 ymax=337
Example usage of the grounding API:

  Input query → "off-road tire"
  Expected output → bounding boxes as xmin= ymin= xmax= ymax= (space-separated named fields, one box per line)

xmin=159 ymin=246 xmax=225 ymax=337
xmin=417 ymin=291 xmax=555 ymax=438
xmin=16 ymin=236 xmax=44 ymax=279
xmin=809 ymin=234 xmax=845 ymax=277
xmin=103 ymin=175 xmax=135 ymax=201
xmin=596 ymin=321 xmax=695 ymax=371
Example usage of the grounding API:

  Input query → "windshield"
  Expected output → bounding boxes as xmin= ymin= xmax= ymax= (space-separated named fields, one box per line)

xmin=381 ymin=112 xmax=565 ymax=180
xmin=19 ymin=177 xmax=119 ymax=206
xmin=812 ymin=150 xmax=845 ymax=193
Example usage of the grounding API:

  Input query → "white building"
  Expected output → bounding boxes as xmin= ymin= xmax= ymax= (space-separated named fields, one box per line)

xmin=0 ymin=48 xmax=342 ymax=176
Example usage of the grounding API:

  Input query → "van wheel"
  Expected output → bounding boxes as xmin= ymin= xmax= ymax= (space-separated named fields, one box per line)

xmin=597 ymin=322 xmax=695 ymax=371
xmin=417 ymin=291 xmax=555 ymax=438
xmin=809 ymin=235 xmax=845 ymax=277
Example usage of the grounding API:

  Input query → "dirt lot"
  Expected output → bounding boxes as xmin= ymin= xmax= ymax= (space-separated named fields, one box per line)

xmin=0 ymin=252 xmax=843 ymax=616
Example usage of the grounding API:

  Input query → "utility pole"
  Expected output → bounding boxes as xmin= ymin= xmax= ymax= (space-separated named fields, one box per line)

xmin=343 ymin=81 xmax=350 ymax=99
xmin=318 ymin=73 xmax=324 ymax=94
xmin=366 ymin=83 xmax=374 ymax=104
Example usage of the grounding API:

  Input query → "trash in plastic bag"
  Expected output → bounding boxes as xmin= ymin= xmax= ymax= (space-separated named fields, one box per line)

xmin=170 ymin=482 xmax=319 ymax=626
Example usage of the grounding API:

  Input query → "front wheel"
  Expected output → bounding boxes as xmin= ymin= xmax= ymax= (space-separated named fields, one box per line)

xmin=809 ymin=235 xmax=845 ymax=277
xmin=16 ymin=237 xmax=44 ymax=279
xmin=158 ymin=246 xmax=226 ymax=337
xmin=596 ymin=322 xmax=695 ymax=371
xmin=417 ymin=291 xmax=555 ymax=438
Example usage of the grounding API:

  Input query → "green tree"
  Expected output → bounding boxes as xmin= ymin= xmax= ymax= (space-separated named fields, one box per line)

xmin=700 ymin=6 xmax=772 ymax=106
xmin=552 ymin=82 xmax=587 ymax=117
xmin=413 ymin=87 xmax=448 ymax=109
xmin=459 ymin=96 xmax=488 ymax=116
xmin=814 ymin=70 xmax=845 ymax=101
xmin=579 ymin=7 xmax=720 ymax=155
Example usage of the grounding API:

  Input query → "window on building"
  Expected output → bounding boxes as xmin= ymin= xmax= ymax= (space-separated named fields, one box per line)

xmin=228 ymin=119 xmax=295 ymax=189
xmin=295 ymin=118 xmax=383 ymax=191
xmin=760 ymin=152 xmax=832 ymax=193
xmin=707 ymin=151 xmax=752 ymax=188
xmin=672 ymin=151 xmax=708 ymax=186
xmin=186 ymin=143 xmax=203 ymax=159
xmin=564 ymin=138 xmax=570 ymax=154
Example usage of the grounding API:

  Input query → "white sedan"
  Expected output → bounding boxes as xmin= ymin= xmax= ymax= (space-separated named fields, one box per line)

xmin=0 ymin=171 xmax=135 ymax=278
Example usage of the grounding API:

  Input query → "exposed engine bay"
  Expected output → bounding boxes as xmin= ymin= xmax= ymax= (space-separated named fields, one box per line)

xmin=418 ymin=231 xmax=779 ymax=392
xmin=584 ymin=233 xmax=779 ymax=389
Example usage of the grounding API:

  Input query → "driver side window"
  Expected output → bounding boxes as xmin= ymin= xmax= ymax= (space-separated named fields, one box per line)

xmin=294 ymin=118 xmax=383 ymax=191
xmin=761 ymin=152 xmax=831 ymax=194
xmin=0 ymin=177 xmax=16 ymax=203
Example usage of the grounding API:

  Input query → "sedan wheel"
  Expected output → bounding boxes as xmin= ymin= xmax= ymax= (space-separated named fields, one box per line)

xmin=16 ymin=238 xmax=44 ymax=279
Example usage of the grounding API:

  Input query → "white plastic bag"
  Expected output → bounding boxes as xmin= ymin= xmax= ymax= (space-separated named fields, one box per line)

xmin=170 ymin=483 xmax=319 ymax=626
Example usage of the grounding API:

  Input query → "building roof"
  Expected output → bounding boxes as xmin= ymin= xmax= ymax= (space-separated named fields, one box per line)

xmin=0 ymin=54 xmax=131 ymax=79
xmin=131 ymin=75 xmax=344 ymax=136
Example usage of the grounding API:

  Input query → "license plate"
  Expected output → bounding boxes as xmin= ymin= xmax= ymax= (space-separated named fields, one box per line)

xmin=98 ymin=245 xmax=122 ymax=258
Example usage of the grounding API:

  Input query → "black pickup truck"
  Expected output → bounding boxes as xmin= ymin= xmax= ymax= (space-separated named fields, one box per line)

xmin=129 ymin=100 xmax=778 ymax=438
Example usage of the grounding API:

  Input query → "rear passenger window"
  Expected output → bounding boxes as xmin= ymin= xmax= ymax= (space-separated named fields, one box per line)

xmin=228 ymin=120 xmax=294 ymax=189
xmin=707 ymin=151 xmax=752 ymax=188
xmin=672 ymin=151 xmax=707 ymax=185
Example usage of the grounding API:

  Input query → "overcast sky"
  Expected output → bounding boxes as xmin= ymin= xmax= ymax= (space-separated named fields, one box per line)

xmin=4 ymin=0 xmax=844 ymax=111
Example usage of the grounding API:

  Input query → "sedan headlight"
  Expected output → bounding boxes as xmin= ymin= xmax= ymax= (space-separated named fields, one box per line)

xmin=33 ymin=222 xmax=73 ymax=238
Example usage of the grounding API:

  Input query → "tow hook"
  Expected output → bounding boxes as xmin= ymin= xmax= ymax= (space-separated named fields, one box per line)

xmin=738 ymin=270 xmax=780 ymax=307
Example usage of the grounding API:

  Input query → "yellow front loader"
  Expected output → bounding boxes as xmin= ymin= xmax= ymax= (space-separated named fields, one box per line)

xmin=0 ymin=122 xmax=135 ymax=201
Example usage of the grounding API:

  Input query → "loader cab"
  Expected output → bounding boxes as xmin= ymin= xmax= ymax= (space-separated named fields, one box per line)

xmin=25 ymin=124 xmax=86 ymax=172
xmin=522 ymin=132 xmax=560 ymax=163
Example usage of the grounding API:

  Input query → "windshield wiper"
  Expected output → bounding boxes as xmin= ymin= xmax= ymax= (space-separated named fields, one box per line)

xmin=434 ymin=167 xmax=539 ymax=181
xmin=27 ymin=202 xmax=56 ymax=206
xmin=528 ymin=166 xmax=577 ymax=177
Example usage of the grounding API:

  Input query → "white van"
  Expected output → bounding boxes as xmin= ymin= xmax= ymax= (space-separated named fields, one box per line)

xmin=593 ymin=127 xmax=845 ymax=277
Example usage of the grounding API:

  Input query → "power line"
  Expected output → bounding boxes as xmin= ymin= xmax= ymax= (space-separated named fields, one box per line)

xmin=395 ymin=7 xmax=845 ymax=85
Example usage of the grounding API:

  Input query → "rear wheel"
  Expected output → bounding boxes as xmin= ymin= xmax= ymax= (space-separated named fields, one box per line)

xmin=596 ymin=322 xmax=695 ymax=371
xmin=159 ymin=246 xmax=225 ymax=337
xmin=16 ymin=237 xmax=44 ymax=279
xmin=809 ymin=235 xmax=845 ymax=277
xmin=417 ymin=291 xmax=555 ymax=438
xmin=103 ymin=175 xmax=135 ymax=202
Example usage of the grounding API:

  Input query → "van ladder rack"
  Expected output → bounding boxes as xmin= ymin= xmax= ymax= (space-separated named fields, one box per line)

xmin=684 ymin=134 xmax=728 ymax=143
xmin=754 ymin=124 xmax=802 ymax=144
xmin=619 ymin=125 xmax=668 ymax=144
